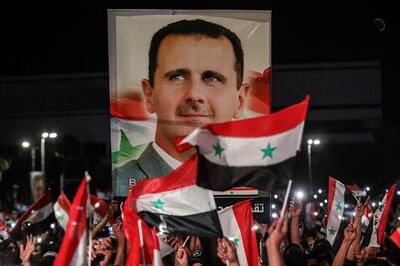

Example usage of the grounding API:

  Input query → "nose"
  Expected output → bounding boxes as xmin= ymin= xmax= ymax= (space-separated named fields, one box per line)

xmin=183 ymin=79 xmax=206 ymax=104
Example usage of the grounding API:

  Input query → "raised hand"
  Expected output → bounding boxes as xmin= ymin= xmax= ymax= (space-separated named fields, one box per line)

xmin=19 ymin=234 xmax=35 ymax=265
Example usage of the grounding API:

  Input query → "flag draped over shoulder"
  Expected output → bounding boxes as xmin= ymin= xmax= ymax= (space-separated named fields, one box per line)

xmin=326 ymin=176 xmax=358 ymax=252
xmin=176 ymin=96 xmax=309 ymax=191
xmin=125 ymin=155 xmax=222 ymax=238
xmin=54 ymin=191 xmax=71 ymax=231
xmin=218 ymin=200 xmax=259 ymax=266
xmin=54 ymin=175 xmax=91 ymax=266
xmin=9 ymin=190 xmax=55 ymax=240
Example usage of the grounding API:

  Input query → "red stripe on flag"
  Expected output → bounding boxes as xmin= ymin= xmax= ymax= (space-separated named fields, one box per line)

xmin=377 ymin=183 xmax=397 ymax=246
xmin=232 ymin=200 xmax=259 ymax=266
xmin=203 ymin=95 xmax=309 ymax=137
xmin=389 ymin=227 xmax=400 ymax=249
xmin=57 ymin=192 xmax=71 ymax=213
xmin=131 ymin=154 xmax=198 ymax=195
xmin=54 ymin=176 xmax=89 ymax=266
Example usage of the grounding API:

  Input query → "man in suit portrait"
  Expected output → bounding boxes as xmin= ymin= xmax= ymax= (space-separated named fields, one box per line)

xmin=113 ymin=19 xmax=249 ymax=197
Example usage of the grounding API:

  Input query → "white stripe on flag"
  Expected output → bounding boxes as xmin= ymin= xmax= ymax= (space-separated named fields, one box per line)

xmin=54 ymin=202 xmax=69 ymax=230
xmin=69 ymin=230 xmax=88 ymax=266
xmin=327 ymin=180 xmax=345 ymax=245
xmin=26 ymin=203 xmax=53 ymax=223
xmin=218 ymin=207 xmax=247 ymax=266
xmin=184 ymin=122 xmax=304 ymax=167
xmin=137 ymin=185 xmax=216 ymax=216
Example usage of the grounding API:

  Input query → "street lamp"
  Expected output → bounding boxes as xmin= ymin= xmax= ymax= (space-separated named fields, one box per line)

xmin=41 ymin=132 xmax=57 ymax=177
xmin=21 ymin=141 xmax=36 ymax=171
xmin=307 ymin=138 xmax=320 ymax=191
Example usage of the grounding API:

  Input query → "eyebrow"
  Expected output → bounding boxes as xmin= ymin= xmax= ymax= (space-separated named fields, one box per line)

xmin=202 ymin=70 xmax=227 ymax=83
xmin=163 ymin=68 xmax=190 ymax=79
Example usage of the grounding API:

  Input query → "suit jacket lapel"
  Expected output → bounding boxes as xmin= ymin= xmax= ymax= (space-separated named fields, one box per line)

xmin=137 ymin=143 xmax=173 ymax=178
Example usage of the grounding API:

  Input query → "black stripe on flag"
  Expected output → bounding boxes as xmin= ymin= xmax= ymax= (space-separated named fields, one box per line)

xmin=25 ymin=212 xmax=56 ymax=236
xmin=139 ymin=210 xmax=222 ymax=238
xmin=197 ymin=154 xmax=297 ymax=191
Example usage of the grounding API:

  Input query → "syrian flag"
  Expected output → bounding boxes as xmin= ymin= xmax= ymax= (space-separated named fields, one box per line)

xmin=304 ymin=201 xmax=317 ymax=230
xmin=326 ymin=177 xmax=358 ymax=252
xmin=125 ymin=155 xmax=222 ymax=237
xmin=53 ymin=191 xmax=71 ymax=231
xmin=361 ymin=203 xmax=373 ymax=234
xmin=9 ymin=190 xmax=55 ymax=240
xmin=176 ymin=96 xmax=309 ymax=192
xmin=363 ymin=184 xmax=397 ymax=247
xmin=218 ymin=200 xmax=259 ymax=266
xmin=54 ymin=175 xmax=91 ymax=266
xmin=124 ymin=209 xmax=162 ymax=266
xmin=90 ymin=195 xmax=110 ymax=225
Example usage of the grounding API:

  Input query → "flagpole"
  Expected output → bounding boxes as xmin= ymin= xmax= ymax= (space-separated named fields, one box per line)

xmin=280 ymin=179 xmax=293 ymax=218
xmin=182 ymin=236 xmax=190 ymax=247
xmin=85 ymin=172 xmax=92 ymax=266
xmin=138 ymin=219 xmax=146 ymax=265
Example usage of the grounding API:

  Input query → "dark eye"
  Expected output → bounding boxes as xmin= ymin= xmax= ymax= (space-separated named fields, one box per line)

xmin=203 ymin=74 xmax=219 ymax=83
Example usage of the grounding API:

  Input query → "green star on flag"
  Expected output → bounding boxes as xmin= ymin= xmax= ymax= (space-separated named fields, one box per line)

xmin=335 ymin=202 xmax=343 ymax=211
xmin=112 ymin=130 xmax=147 ymax=165
xmin=261 ymin=143 xmax=277 ymax=159
xmin=228 ymin=236 xmax=240 ymax=247
xmin=151 ymin=198 xmax=165 ymax=211
xmin=213 ymin=143 xmax=225 ymax=158
xmin=328 ymin=226 xmax=337 ymax=236
xmin=58 ymin=214 xmax=64 ymax=221
xmin=361 ymin=221 xmax=368 ymax=231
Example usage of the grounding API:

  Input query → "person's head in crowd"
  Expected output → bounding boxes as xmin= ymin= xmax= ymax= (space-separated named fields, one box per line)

xmin=92 ymin=236 xmax=117 ymax=266
xmin=302 ymin=230 xmax=317 ymax=251
xmin=307 ymin=239 xmax=334 ymax=266
xmin=363 ymin=258 xmax=391 ymax=266
xmin=283 ymin=243 xmax=307 ymax=266
xmin=142 ymin=19 xmax=248 ymax=160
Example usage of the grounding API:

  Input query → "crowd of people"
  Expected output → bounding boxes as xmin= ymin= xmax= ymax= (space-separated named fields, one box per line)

xmin=1 ymin=187 xmax=400 ymax=266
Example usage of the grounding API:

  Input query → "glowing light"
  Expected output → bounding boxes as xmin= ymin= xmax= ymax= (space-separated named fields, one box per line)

xmin=94 ymin=202 xmax=100 ymax=208
xmin=308 ymin=139 xmax=313 ymax=145
xmin=272 ymin=213 xmax=278 ymax=219
xmin=314 ymin=212 xmax=318 ymax=216
xmin=50 ymin=223 xmax=56 ymax=229
xmin=366 ymin=187 xmax=370 ymax=191
xmin=37 ymin=237 xmax=42 ymax=243
xmin=42 ymin=132 xmax=49 ymax=138
xmin=274 ymin=194 xmax=278 ymax=199
xmin=22 ymin=141 xmax=30 ymax=148
xmin=324 ymin=199 xmax=328 ymax=204
xmin=318 ymin=189 xmax=322 ymax=194
xmin=49 ymin=132 xmax=57 ymax=138
xmin=319 ymin=202 xmax=324 ymax=207
xmin=271 ymin=204 xmax=276 ymax=209
xmin=344 ymin=204 xmax=349 ymax=208
xmin=372 ymin=202 xmax=376 ymax=207
xmin=313 ymin=139 xmax=320 ymax=145
xmin=314 ymin=194 xmax=318 ymax=199
xmin=296 ymin=191 xmax=304 ymax=199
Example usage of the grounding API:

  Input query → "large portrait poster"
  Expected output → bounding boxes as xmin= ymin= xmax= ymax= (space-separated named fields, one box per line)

xmin=108 ymin=10 xmax=271 ymax=198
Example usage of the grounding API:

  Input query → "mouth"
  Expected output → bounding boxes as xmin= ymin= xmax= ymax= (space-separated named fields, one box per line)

xmin=179 ymin=114 xmax=213 ymax=124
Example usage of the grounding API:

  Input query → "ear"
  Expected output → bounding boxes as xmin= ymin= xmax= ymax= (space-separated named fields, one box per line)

xmin=141 ymin=79 xmax=155 ymax=113
xmin=233 ymin=83 xmax=249 ymax=119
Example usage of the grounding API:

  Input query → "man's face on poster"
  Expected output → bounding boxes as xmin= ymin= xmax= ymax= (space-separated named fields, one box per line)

xmin=142 ymin=34 xmax=247 ymax=143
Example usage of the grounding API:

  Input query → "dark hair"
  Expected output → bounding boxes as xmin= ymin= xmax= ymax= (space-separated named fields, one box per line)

xmin=284 ymin=243 xmax=307 ymax=266
xmin=148 ymin=19 xmax=244 ymax=89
